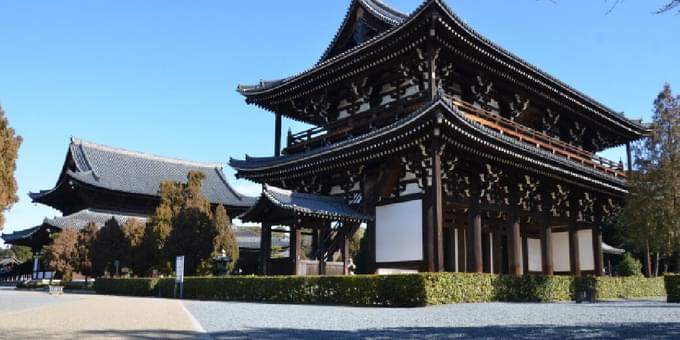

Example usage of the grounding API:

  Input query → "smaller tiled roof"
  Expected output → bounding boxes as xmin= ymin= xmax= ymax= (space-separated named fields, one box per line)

xmin=1 ymin=225 xmax=52 ymax=243
xmin=240 ymin=185 xmax=372 ymax=223
xmin=30 ymin=137 xmax=255 ymax=209
xmin=233 ymin=226 xmax=289 ymax=250
xmin=43 ymin=209 xmax=148 ymax=230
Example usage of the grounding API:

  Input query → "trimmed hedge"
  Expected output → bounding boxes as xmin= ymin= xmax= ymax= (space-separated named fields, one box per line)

xmin=94 ymin=278 xmax=160 ymax=296
xmin=594 ymin=276 xmax=665 ymax=300
xmin=665 ymin=275 xmax=680 ymax=303
xmin=95 ymin=273 xmax=666 ymax=307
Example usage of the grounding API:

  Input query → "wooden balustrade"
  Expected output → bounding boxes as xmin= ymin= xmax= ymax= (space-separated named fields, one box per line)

xmin=282 ymin=97 xmax=625 ymax=178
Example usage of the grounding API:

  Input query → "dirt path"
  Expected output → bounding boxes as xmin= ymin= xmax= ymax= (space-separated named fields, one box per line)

xmin=0 ymin=291 xmax=204 ymax=339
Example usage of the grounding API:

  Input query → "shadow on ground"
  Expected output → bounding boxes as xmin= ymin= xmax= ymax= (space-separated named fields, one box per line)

xmin=58 ymin=323 xmax=680 ymax=339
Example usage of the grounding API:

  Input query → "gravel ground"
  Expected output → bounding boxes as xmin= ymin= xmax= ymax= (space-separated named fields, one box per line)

xmin=0 ymin=287 xmax=84 ymax=314
xmin=183 ymin=299 xmax=680 ymax=339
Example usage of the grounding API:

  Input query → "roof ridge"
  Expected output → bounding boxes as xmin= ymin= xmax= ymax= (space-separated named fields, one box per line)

xmin=70 ymin=136 xmax=224 ymax=169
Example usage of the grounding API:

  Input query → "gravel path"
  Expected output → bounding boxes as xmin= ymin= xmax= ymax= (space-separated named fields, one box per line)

xmin=183 ymin=299 xmax=680 ymax=339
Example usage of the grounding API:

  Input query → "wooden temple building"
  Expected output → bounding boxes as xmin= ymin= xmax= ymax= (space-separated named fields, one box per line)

xmin=2 ymin=137 xmax=254 ymax=279
xmin=230 ymin=0 xmax=648 ymax=276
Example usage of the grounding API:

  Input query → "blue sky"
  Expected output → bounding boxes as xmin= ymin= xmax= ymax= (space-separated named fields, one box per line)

xmin=1 ymin=0 xmax=679 ymax=245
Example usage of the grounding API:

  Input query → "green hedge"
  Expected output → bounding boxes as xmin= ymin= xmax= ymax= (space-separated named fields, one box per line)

xmin=94 ymin=273 xmax=666 ymax=307
xmin=94 ymin=278 xmax=160 ymax=296
xmin=665 ymin=275 xmax=680 ymax=303
xmin=594 ymin=276 xmax=665 ymax=299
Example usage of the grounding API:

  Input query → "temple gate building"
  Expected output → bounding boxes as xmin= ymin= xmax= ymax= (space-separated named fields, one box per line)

xmin=230 ymin=0 xmax=648 ymax=276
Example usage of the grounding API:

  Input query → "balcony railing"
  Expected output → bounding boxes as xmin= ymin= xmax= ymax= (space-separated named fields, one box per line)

xmin=446 ymin=96 xmax=625 ymax=178
xmin=283 ymin=97 xmax=625 ymax=178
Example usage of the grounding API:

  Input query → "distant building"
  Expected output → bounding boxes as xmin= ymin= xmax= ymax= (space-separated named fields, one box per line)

xmin=2 ymin=137 xmax=255 ymax=279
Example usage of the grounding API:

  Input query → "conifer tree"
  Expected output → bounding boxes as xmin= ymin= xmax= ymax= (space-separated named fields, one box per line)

xmin=122 ymin=218 xmax=145 ymax=276
xmin=0 ymin=105 xmax=22 ymax=232
xmin=90 ymin=218 xmax=127 ymax=277
xmin=45 ymin=228 xmax=78 ymax=282
xmin=76 ymin=222 xmax=97 ymax=282
xmin=210 ymin=205 xmax=239 ymax=273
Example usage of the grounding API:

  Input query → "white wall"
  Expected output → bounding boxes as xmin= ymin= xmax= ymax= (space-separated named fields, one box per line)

xmin=375 ymin=199 xmax=423 ymax=262
xmin=552 ymin=231 xmax=570 ymax=272
xmin=527 ymin=238 xmax=542 ymax=272
xmin=578 ymin=229 xmax=595 ymax=271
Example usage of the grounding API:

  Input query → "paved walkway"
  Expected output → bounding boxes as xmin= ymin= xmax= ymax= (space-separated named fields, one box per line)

xmin=0 ymin=288 xmax=203 ymax=339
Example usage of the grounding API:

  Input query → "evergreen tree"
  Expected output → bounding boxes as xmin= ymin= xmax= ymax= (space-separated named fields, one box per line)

xmin=620 ymin=84 xmax=680 ymax=274
xmin=0 ymin=105 xmax=22 ymax=232
xmin=207 ymin=205 xmax=239 ymax=273
xmin=164 ymin=171 xmax=214 ymax=276
xmin=139 ymin=180 xmax=184 ymax=274
xmin=90 ymin=218 xmax=127 ymax=277
xmin=76 ymin=222 xmax=97 ymax=282
xmin=45 ymin=228 xmax=78 ymax=282
xmin=122 ymin=218 xmax=145 ymax=276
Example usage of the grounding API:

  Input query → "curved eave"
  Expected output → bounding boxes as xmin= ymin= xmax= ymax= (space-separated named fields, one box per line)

xmin=237 ymin=0 xmax=645 ymax=136
xmin=232 ymin=98 xmax=627 ymax=196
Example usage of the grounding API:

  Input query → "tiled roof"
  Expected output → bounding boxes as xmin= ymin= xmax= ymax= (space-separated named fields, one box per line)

xmin=233 ymin=226 xmax=288 ymax=250
xmin=31 ymin=137 xmax=255 ymax=208
xmin=43 ymin=209 xmax=148 ymax=230
xmin=240 ymin=185 xmax=372 ymax=223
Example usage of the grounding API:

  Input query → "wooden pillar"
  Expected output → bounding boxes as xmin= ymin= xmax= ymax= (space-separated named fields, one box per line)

xmin=448 ymin=228 xmax=457 ymax=272
xmin=274 ymin=112 xmax=282 ymax=157
xmin=593 ymin=209 xmax=604 ymax=276
xmin=259 ymin=223 xmax=271 ymax=275
xmin=318 ymin=226 xmax=328 ymax=275
xmin=509 ymin=208 xmax=523 ymax=276
xmin=290 ymin=225 xmax=302 ymax=275
xmin=457 ymin=227 xmax=466 ymax=272
xmin=569 ymin=212 xmax=581 ymax=277
xmin=625 ymin=142 xmax=633 ymax=173
xmin=522 ymin=231 xmax=529 ymax=274
xmin=311 ymin=228 xmax=319 ymax=260
xmin=362 ymin=172 xmax=381 ymax=274
xmin=432 ymin=132 xmax=444 ymax=271
xmin=492 ymin=230 xmax=502 ymax=274
xmin=541 ymin=212 xmax=554 ymax=275
xmin=467 ymin=197 xmax=483 ymax=273
xmin=342 ymin=231 xmax=350 ymax=275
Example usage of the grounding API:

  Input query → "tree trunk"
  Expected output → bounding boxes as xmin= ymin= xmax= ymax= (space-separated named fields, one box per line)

xmin=645 ymin=241 xmax=652 ymax=278
xmin=654 ymin=252 xmax=660 ymax=277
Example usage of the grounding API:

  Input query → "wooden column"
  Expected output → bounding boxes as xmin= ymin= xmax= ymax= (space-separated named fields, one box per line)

xmin=318 ymin=226 xmax=328 ymax=275
xmin=342 ymin=231 xmax=350 ymax=275
xmin=290 ymin=225 xmax=302 ymax=275
xmin=541 ymin=212 xmax=554 ymax=275
xmin=448 ymin=228 xmax=457 ymax=272
xmin=593 ymin=208 xmax=604 ymax=276
xmin=467 ymin=196 xmax=483 ymax=273
xmin=625 ymin=142 xmax=633 ymax=173
xmin=274 ymin=112 xmax=282 ymax=157
xmin=361 ymin=172 xmax=381 ymax=274
xmin=492 ymin=231 xmax=502 ymax=274
xmin=311 ymin=228 xmax=319 ymax=260
xmin=259 ymin=223 xmax=271 ymax=275
xmin=457 ymin=227 xmax=466 ymax=272
xmin=509 ymin=208 xmax=523 ymax=276
xmin=522 ymin=231 xmax=529 ymax=274
xmin=432 ymin=132 xmax=444 ymax=271
xmin=569 ymin=205 xmax=581 ymax=277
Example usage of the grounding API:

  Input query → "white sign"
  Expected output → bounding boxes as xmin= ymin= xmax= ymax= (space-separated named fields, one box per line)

xmin=175 ymin=256 xmax=184 ymax=282
xmin=375 ymin=199 xmax=423 ymax=263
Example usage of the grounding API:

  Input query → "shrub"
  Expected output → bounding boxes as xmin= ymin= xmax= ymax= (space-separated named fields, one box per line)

xmin=95 ymin=273 xmax=666 ymax=307
xmin=94 ymin=278 xmax=159 ymax=296
xmin=594 ymin=276 xmax=665 ymax=299
xmin=665 ymin=274 xmax=680 ymax=303
xmin=616 ymin=253 xmax=643 ymax=277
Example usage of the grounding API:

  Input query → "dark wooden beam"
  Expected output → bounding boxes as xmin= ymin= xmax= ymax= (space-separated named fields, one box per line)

xmin=509 ymin=207 xmax=523 ymax=276
xmin=342 ymin=232 xmax=350 ymax=275
xmin=569 ymin=199 xmax=581 ymax=277
xmin=593 ymin=207 xmax=604 ymax=276
xmin=275 ymin=112 xmax=282 ymax=157
xmin=432 ymin=133 xmax=444 ymax=272
xmin=259 ymin=223 xmax=271 ymax=275
xmin=541 ymin=211 xmax=554 ymax=275
xmin=468 ymin=194 xmax=483 ymax=273
xmin=457 ymin=227 xmax=466 ymax=272
xmin=290 ymin=224 xmax=302 ymax=275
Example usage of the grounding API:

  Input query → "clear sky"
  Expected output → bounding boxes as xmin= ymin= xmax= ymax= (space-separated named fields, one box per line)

xmin=1 ymin=0 xmax=679 ymax=246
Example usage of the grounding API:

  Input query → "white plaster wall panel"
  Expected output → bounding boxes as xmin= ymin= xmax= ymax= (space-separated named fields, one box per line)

xmin=400 ymin=182 xmax=421 ymax=195
xmin=552 ymin=232 xmax=570 ymax=272
xmin=376 ymin=199 xmax=423 ymax=263
xmin=527 ymin=238 xmax=542 ymax=272
xmin=578 ymin=229 xmax=595 ymax=271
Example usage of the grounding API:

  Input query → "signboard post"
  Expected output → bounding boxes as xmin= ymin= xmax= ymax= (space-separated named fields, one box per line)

xmin=174 ymin=256 xmax=184 ymax=299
